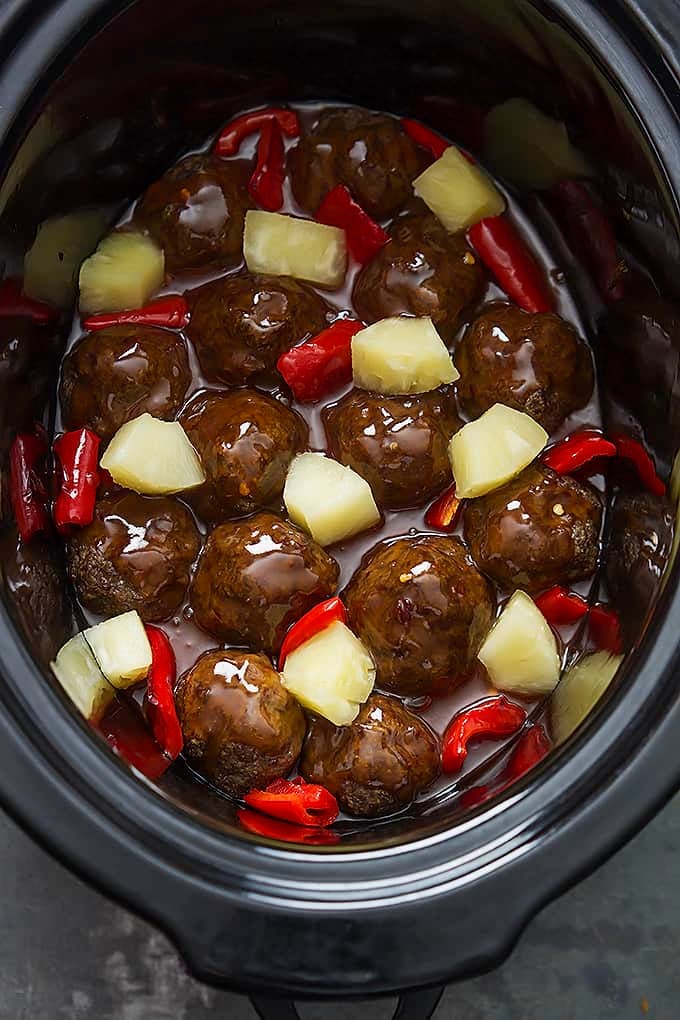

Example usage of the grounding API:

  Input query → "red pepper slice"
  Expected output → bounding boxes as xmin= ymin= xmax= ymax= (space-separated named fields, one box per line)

xmin=504 ymin=723 xmax=552 ymax=782
xmin=316 ymin=185 xmax=389 ymax=264
xmin=425 ymin=483 xmax=462 ymax=532
xmin=551 ymin=180 xmax=625 ymax=304
xmin=97 ymin=699 xmax=171 ymax=781
xmin=612 ymin=434 xmax=666 ymax=497
xmin=278 ymin=597 xmax=347 ymax=669
xmin=244 ymin=776 xmax=339 ymax=828
xmin=237 ymin=808 xmax=340 ymax=845
xmin=442 ymin=695 xmax=527 ymax=774
xmin=276 ymin=319 xmax=363 ymax=403
xmin=401 ymin=118 xmax=450 ymax=160
xmin=248 ymin=117 xmax=285 ymax=212
xmin=543 ymin=428 xmax=617 ymax=475
xmin=0 ymin=276 xmax=59 ymax=324
xmin=214 ymin=107 xmax=300 ymax=156
xmin=52 ymin=428 xmax=101 ymax=535
xmin=9 ymin=429 xmax=51 ymax=543
xmin=589 ymin=604 xmax=623 ymax=654
xmin=144 ymin=626 xmax=183 ymax=761
xmin=468 ymin=216 xmax=554 ymax=314
xmin=535 ymin=585 xmax=589 ymax=626
xmin=82 ymin=295 xmax=189 ymax=332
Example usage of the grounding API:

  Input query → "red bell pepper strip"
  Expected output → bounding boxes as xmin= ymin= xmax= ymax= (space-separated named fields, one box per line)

xmin=82 ymin=295 xmax=189 ymax=332
xmin=425 ymin=483 xmax=462 ymax=532
xmin=214 ymin=107 xmax=300 ymax=156
xmin=535 ymin=585 xmax=589 ymax=626
xmin=52 ymin=428 xmax=101 ymax=535
xmin=278 ymin=597 xmax=347 ymax=669
xmin=144 ymin=626 xmax=183 ymax=761
xmin=316 ymin=185 xmax=389 ymax=264
xmin=0 ymin=276 xmax=59 ymax=324
xmin=401 ymin=118 xmax=450 ymax=160
xmin=276 ymin=319 xmax=363 ymax=402
xmin=551 ymin=180 xmax=625 ymax=304
xmin=9 ymin=429 xmax=51 ymax=543
xmin=248 ymin=117 xmax=285 ymax=212
xmin=244 ymin=776 xmax=339 ymax=828
xmin=461 ymin=723 xmax=551 ymax=807
xmin=237 ymin=808 xmax=340 ymax=845
xmin=589 ymin=604 xmax=623 ymax=654
xmin=442 ymin=695 xmax=527 ymax=774
xmin=611 ymin=434 xmax=666 ymax=497
xmin=468 ymin=216 xmax=554 ymax=314
xmin=97 ymin=699 xmax=171 ymax=781
xmin=543 ymin=428 xmax=617 ymax=475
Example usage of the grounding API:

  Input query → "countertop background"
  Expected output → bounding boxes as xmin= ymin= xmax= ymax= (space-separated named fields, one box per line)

xmin=1 ymin=796 xmax=679 ymax=1020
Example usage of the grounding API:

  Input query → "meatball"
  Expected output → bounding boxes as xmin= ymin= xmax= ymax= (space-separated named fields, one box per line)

xmin=176 ymin=649 xmax=305 ymax=797
xmin=344 ymin=536 xmax=494 ymax=696
xmin=605 ymin=490 xmax=674 ymax=643
xmin=323 ymin=388 xmax=461 ymax=510
xmin=301 ymin=694 xmax=440 ymax=817
xmin=187 ymin=273 xmax=328 ymax=386
xmin=134 ymin=154 xmax=252 ymax=272
xmin=352 ymin=213 xmax=486 ymax=342
xmin=180 ymin=389 xmax=308 ymax=522
xmin=60 ymin=325 xmax=191 ymax=444
xmin=463 ymin=464 xmax=602 ymax=594
xmin=290 ymin=107 xmax=425 ymax=220
xmin=456 ymin=303 xmax=594 ymax=434
xmin=190 ymin=512 xmax=339 ymax=654
xmin=67 ymin=491 xmax=200 ymax=621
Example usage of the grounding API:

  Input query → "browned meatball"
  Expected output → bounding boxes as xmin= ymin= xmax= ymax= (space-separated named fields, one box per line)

xmin=323 ymin=388 xmax=461 ymax=510
xmin=290 ymin=107 xmax=425 ymax=220
xmin=463 ymin=464 xmax=602 ymax=594
xmin=301 ymin=694 xmax=440 ymax=817
xmin=180 ymin=389 xmax=308 ymax=522
xmin=456 ymin=303 xmax=594 ymax=434
xmin=176 ymin=649 xmax=305 ymax=796
xmin=353 ymin=213 xmax=486 ymax=342
xmin=191 ymin=512 xmax=339 ymax=654
xmin=67 ymin=491 xmax=200 ymax=621
xmin=344 ymin=536 xmax=494 ymax=696
xmin=134 ymin=154 xmax=252 ymax=272
xmin=187 ymin=273 xmax=328 ymax=386
xmin=60 ymin=325 xmax=191 ymax=443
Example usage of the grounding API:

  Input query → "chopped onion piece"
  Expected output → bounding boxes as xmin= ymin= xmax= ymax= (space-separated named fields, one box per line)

xmin=448 ymin=403 xmax=548 ymax=498
xmin=478 ymin=590 xmax=561 ymax=696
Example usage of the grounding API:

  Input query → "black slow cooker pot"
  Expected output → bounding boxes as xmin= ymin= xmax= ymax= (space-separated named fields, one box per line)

xmin=0 ymin=0 xmax=679 ymax=1013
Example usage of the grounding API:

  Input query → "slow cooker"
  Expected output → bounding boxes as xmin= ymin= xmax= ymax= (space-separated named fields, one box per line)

xmin=0 ymin=0 xmax=679 ymax=1015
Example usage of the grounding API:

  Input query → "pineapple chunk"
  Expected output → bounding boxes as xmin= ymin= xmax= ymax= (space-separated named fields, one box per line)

xmin=478 ymin=590 xmax=561 ymax=697
xmin=449 ymin=403 xmax=548 ymax=498
xmin=100 ymin=413 xmax=206 ymax=495
xmin=352 ymin=316 xmax=458 ymax=395
xmin=282 ymin=620 xmax=376 ymax=725
xmin=244 ymin=210 xmax=347 ymax=289
xmin=84 ymin=611 xmax=152 ymax=690
xmin=551 ymin=650 xmax=623 ymax=744
xmin=413 ymin=146 xmax=505 ymax=233
xmin=51 ymin=633 xmax=114 ymax=722
xmin=283 ymin=453 xmax=380 ymax=546
xmin=79 ymin=230 xmax=164 ymax=314
xmin=24 ymin=209 xmax=109 ymax=308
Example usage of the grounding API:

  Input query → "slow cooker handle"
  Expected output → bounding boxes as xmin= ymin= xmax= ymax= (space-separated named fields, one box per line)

xmin=251 ymin=986 xmax=445 ymax=1020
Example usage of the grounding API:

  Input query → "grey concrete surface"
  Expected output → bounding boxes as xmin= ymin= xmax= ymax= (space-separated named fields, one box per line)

xmin=0 ymin=796 xmax=677 ymax=1020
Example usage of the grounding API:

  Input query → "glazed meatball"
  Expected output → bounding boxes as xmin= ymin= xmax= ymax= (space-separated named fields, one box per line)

xmin=176 ymin=649 xmax=305 ymax=797
xmin=290 ymin=107 xmax=425 ymax=220
xmin=344 ymin=536 xmax=494 ymax=696
xmin=67 ymin=491 xmax=200 ymax=621
xmin=301 ymin=694 xmax=440 ymax=817
xmin=456 ymin=303 xmax=594 ymax=433
xmin=323 ymin=388 xmax=461 ymax=510
xmin=187 ymin=273 xmax=328 ymax=386
xmin=180 ymin=389 xmax=308 ymax=522
xmin=463 ymin=464 xmax=602 ymax=595
xmin=60 ymin=325 xmax=191 ymax=443
xmin=191 ymin=512 xmax=339 ymax=654
xmin=605 ymin=490 xmax=674 ymax=643
xmin=353 ymin=213 xmax=486 ymax=342
xmin=134 ymin=154 xmax=252 ymax=272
